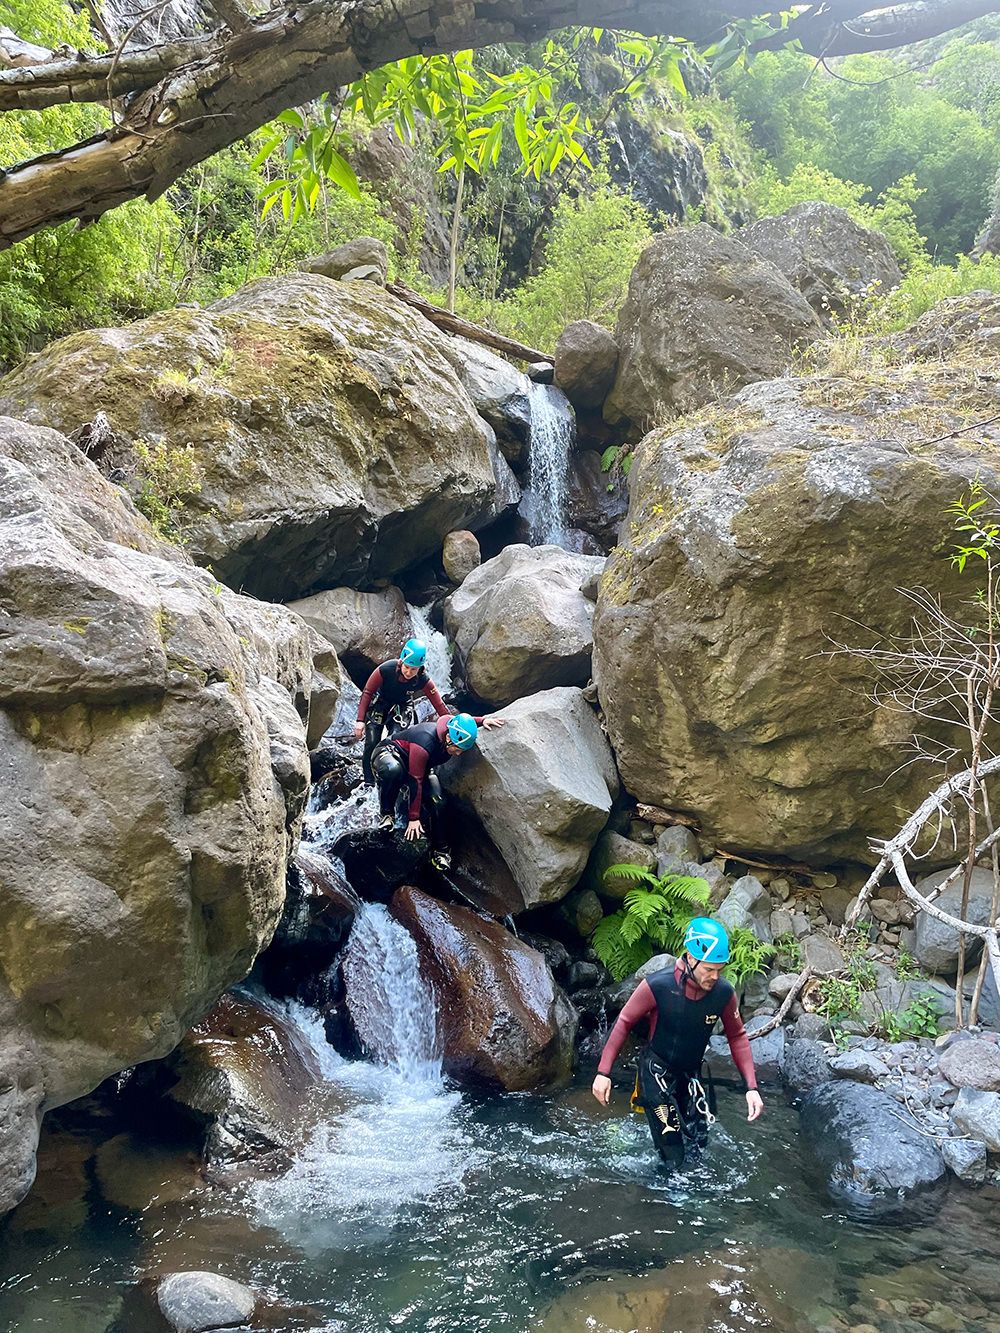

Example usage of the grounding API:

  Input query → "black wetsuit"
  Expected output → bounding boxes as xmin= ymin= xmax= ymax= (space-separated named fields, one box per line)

xmin=371 ymin=716 xmax=480 ymax=851
xmin=357 ymin=660 xmax=448 ymax=783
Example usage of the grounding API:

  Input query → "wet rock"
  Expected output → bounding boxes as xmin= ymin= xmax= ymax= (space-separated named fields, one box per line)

xmin=938 ymin=1038 xmax=1000 ymax=1091
xmin=829 ymin=1049 xmax=890 ymax=1084
xmin=951 ymin=1088 xmax=1000 ymax=1151
xmin=942 ymin=1136 xmax=988 ymax=1184
xmin=300 ymin=236 xmax=388 ymax=283
xmin=655 ymin=823 xmax=702 ymax=875
xmin=444 ymin=544 xmax=605 ymax=707
xmin=565 ymin=449 xmax=629 ymax=552
xmin=255 ymin=854 xmax=356 ymax=1003
xmin=438 ymin=336 xmax=533 ymax=467
xmin=287 ymin=586 xmax=412 ymax=684
xmin=913 ymin=867 xmax=996 ymax=973
xmin=391 ymin=886 xmax=576 ymax=1089
xmin=334 ymin=826 xmax=427 ymax=903
xmin=801 ymin=934 xmax=845 ymax=974
xmin=304 ymin=628 xmax=342 ymax=749
xmin=554 ymin=320 xmax=619 ymax=411
xmin=0 ymin=418 xmax=312 ymax=1214
xmin=528 ymin=361 xmax=555 ymax=384
xmin=566 ymin=961 xmax=603 ymax=991
xmin=783 ymin=1037 xmax=833 ymax=1097
xmin=708 ymin=1014 xmax=784 ymax=1082
xmin=582 ymin=830 xmax=656 ymax=899
xmin=604 ymin=224 xmax=819 ymax=428
xmin=717 ymin=876 xmax=772 ymax=943
xmin=800 ymin=1081 xmax=947 ymax=1219
xmin=442 ymin=529 xmax=481 ymax=585
xmin=0 ymin=276 xmax=501 ymax=601
xmin=742 ymin=203 xmax=901 ymax=323
xmin=158 ymin=1271 xmax=257 ymax=1332
xmin=443 ymin=686 xmax=619 ymax=908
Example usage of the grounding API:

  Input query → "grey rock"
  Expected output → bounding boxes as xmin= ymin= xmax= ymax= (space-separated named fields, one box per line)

xmin=442 ymin=529 xmax=481 ymax=585
xmin=716 ymin=875 xmax=772 ymax=943
xmin=820 ymin=885 xmax=854 ymax=926
xmin=584 ymin=831 xmax=656 ymax=900
xmin=157 ymin=1271 xmax=256 ymax=1332
xmin=707 ymin=1013 xmax=783 ymax=1082
xmin=942 ymin=1136 xmax=988 ymax=1184
xmin=742 ymin=203 xmax=901 ymax=323
xmin=627 ymin=819 xmax=656 ymax=844
xmin=794 ymin=1012 xmax=832 ymax=1042
xmin=800 ymin=1081 xmax=946 ymax=1220
xmin=655 ymin=823 xmax=701 ymax=875
xmin=913 ymin=867 xmax=997 ymax=973
xmin=444 ymin=544 xmax=605 ymax=707
xmin=304 ymin=628 xmax=342 ymax=750
xmin=437 ymin=336 xmax=533 ymax=466
xmin=288 ymin=586 xmax=412 ymax=683
xmin=951 ymin=1088 xmax=1000 ymax=1151
xmin=939 ymin=1038 xmax=1000 ymax=1091
xmin=783 ymin=1037 xmax=833 ymax=1097
xmin=770 ymin=909 xmax=795 ymax=939
xmin=770 ymin=877 xmax=793 ymax=901
xmin=768 ymin=972 xmax=799 ymax=1001
xmin=554 ymin=320 xmax=619 ymax=410
xmin=528 ymin=361 xmax=555 ymax=384
xmin=300 ymin=235 xmax=388 ymax=283
xmin=443 ymin=686 xmax=619 ymax=908
xmin=634 ymin=953 xmax=677 ymax=982
xmin=566 ymin=961 xmax=603 ymax=992
xmin=870 ymin=897 xmax=906 ymax=925
xmin=559 ymin=888 xmax=604 ymax=938
xmin=829 ymin=1049 xmax=890 ymax=1084
xmin=791 ymin=913 xmax=812 ymax=940
xmin=929 ymin=1078 xmax=959 ymax=1108
xmin=801 ymin=933 xmax=845 ymax=974
xmin=0 ymin=1029 xmax=43 ymax=1216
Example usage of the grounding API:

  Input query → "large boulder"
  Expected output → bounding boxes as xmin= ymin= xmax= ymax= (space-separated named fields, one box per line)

xmin=593 ymin=309 xmax=1000 ymax=862
xmin=444 ymin=544 xmax=606 ymax=707
xmin=0 ymin=274 xmax=504 ymax=601
xmin=566 ymin=449 xmax=629 ymax=551
xmin=800 ymin=1081 xmax=947 ymax=1220
xmin=303 ymin=628 xmax=341 ymax=750
xmin=300 ymin=235 xmax=388 ymax=283
xmin=391 ymin=886 xmax=576 ymax=1090
xmin=444 ymin=687 xmax=619 ymax=908
xmin=938 ymin=1038 xmax=1000 ymax=1092
xmin=0 ymin=417 xmax=312 ymax=1215
xmin=437 ymin=335 xmax=532 ymax=467
xmin=554 ymin=320 xmax=619 ymax=411
xmin=913 ymin=867 xmax=996 ymax=974
xmin=742 ymin=202 xmax=902 ymax=322
xmin=604 ymin=224 xmax=820 ymax=428
xmin=287 ymin=585 xmax=412 ymax=684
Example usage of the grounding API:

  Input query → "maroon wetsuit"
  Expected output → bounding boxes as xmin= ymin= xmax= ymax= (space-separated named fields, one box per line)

xmin=597 ymin=962 xmax=757 ymax=1090
xmin=389 ymin=715 xmax=484 ymax=820
xmin=357 ymin=659 xmax=448 ymax=723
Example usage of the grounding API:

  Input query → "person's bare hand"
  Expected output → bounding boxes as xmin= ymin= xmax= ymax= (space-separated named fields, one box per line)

xmin=481 ymin=716 xmax=506 ymax=730
xmin=746 ymin=1090 xmax=764 ymax=1122
xmin=353 ymin=722 xmax=364 ymax=740
xmin=404 ymin=819 xmax=424 ymax=841
xmin=592 ymin=1074 xmax=611 ymax=1106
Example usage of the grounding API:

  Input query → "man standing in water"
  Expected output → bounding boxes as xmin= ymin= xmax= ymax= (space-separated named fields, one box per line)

xmin=592 ymin=918 xmax=763 ymax=1168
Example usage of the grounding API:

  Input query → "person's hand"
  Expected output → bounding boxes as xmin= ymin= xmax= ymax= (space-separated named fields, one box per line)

xmin=592 ymin=1074 xmax=612 ymax=1106
xmin=404 ymin=819 xmax=424 ymax=841
xmin=482 ymin=716 xmax=506 ymax=730
xmin=353 ymin=722 xmax=365 ymax=740
xmin=746 ymin=1090 xmax=764 ymax=1122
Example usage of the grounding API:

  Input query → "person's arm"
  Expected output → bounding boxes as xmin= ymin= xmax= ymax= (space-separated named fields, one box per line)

xmin=720 ymin=995 xmax=764 ymax=1122
xmin=357 ymin=667 xmax=382 ymax=724
xmin=591 ymin=981 xmax=656 ymax=1105
xmin=422 ymin=679 xmax=450 ymax=718
xmin=476 ymin=714 xmax=506 ymax=731
xmin=406 ymin=745 xmax=430 ymax=822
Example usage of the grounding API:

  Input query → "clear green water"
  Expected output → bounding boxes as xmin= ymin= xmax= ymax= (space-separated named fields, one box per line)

xmin=2 ymin=1063 xmax=999 ymax=1333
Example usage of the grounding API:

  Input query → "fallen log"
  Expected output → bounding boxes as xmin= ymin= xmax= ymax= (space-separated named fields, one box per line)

xmin=386 ymin=281 xmax=552 ymax=365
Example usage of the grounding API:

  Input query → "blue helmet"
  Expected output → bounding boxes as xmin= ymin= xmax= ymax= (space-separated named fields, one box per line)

xmin=446 ymin=713 xmax=478 ymax=750
xmin=400 ymin=638 xmax=427 ymax=668
xmin=683 ymin=917 xmax=730 ymax=963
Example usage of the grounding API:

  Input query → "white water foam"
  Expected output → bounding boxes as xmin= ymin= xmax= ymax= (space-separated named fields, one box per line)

xmin=523 ymin=383 xmax=574 ymax=546
xmin=407 ymin=602 xmax=453 ymax=700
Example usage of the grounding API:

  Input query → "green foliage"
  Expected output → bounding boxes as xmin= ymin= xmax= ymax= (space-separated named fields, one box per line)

xmin=131 ymin=441 xmax=203 ymax=540
xmin=725 ymin=926 xmax=775 ymax=987
xmin=591 ymin=867 xmax=710 ymax=981
xmin=894 ymin=948 xmax=920 ymax=981
xmin=880 ymin=992 xmax=943 ymax=1043
xmin=854 ymin=252 xmax=1000 ymax=335
xmin=3 ymin=0 xmax=93 ymax=47
xmin=772 ymin=930 xmax=801 ymax=970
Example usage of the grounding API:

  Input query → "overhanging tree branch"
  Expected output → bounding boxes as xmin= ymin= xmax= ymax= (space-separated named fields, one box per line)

xmin=0 ymin=36 xmax=219 ymax=110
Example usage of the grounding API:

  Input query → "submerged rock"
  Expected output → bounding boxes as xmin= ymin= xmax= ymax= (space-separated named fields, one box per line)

xmin=391 ymin=886 xmax=576 ymax=1090
xmin=800 ymin=1081 xmax=947 ymax=1220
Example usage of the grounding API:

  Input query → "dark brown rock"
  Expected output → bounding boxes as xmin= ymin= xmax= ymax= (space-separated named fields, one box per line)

xmin=554 ymin=320 xmax=619 ymax=410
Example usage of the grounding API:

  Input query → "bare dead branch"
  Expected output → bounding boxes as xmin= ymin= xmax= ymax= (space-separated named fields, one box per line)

xmin=749 ymin=966 xmax=816 ymax=1040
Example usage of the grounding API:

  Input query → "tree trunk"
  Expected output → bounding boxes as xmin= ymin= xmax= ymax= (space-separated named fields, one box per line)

xmin=447 ymin=163 xmax=465 ymax=315
xmin=386 ymin=281 xmax=551 ymax=363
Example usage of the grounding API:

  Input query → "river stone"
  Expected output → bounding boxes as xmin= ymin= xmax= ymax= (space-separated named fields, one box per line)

xmin=442 ymin=529 xmax=481 ymax=585
xmin=801 ymin=933 xmax=845 ymax=974
xmin=0 ymin=418 xmax=313 ymax=1216
xmin=938 ymin=1038 xmax=1000 ymax=1091
xmin=913 ymin=867 xmax=996 ymax=973
xmin=300 ymin=236 xmax=388 ymax=283
xmin=716 ymin=875 xmax=772 ymax=943
xmin=742 ymin=203 xmax=901 ymax=323
xmin=820 ymin=885 xmax=855 ymax=926
xmin=582 ymin=830 xmax=656 ymax=900
xmin=255 ymin=852 xmax=356 ymax=1004
xmin=437 ymin=335 xmax=533 ymax=467
xmin=604 ymin=223 xmax=819 ymax=428
xmin=444 ymin=687 xmax=619 ymax=908
xmin=444 ymin=544 xmax=605 ymax=707
xmin=554 ymin=320 xmax=619 ymax=411
xmin=783 ymin=1038 xmax=833 ymax=1097
xmin=304 ymin=628 xmax=341 ymax=749
xmin=942 ymin=1136 xmax=988 ymax=1184
xmin=800 ymin=1081 xmax=947 ymax=1219
xmin=655 ymin=823 xmax=701 ymax=875
xmin=392 ymin=886 xmax=576 ymax=1090
xmin=829 ymin=1049 xmax=890 ymax=1084
xmin=707 ymin=1014 xmax=784 ymax=1082
xmin=593 ymin=307 xmax=1000 ymax=861
xmin=0 ymin=275 xmax=503 ymax=601
xmin=157 ymin=1271 xmax=256 ymax=1333
xmin=286 ymin=586 xmax=412 ymax=684
xmin=951 ymin=1088 xmax=1000 ymax=1151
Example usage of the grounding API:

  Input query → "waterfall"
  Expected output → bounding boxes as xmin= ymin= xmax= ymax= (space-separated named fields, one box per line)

xmin=406 ymin=601 xmax=453 ymax=698
xmin=523 ymin=382 xmax=574 ymax=547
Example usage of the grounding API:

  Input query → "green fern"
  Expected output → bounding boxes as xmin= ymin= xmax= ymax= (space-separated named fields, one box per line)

xmin=591 ymin=912 xmax=654 ymax=980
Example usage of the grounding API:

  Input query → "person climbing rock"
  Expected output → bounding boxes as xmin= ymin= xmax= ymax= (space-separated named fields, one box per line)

xmin=354 ymin=639 xmax=450 ymax=784
xmin=591 ymin=917 xmax=763 ymax=1169
xmin=371 ymin=711 xmax=505 ymax=870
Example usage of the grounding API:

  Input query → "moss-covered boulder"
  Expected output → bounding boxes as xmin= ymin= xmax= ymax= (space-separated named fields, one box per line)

xmin=593 ymin=297 xmax=1000 ymax=862
xmin=0 ymin=275 xmax=508 ymax=601
xmin=0 ymin=417 xmax=314 ymax=1215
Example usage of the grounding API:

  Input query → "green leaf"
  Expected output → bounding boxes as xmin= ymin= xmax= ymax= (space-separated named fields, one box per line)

xmin=600 ymin=445 xmax=620 ymax=472
xmin=275 ymin=108 xmax=305 ymax=129
xmin=514 ymin=105 xmax=531 ymax=161
xmin=324 ymin=149 xmax=362 ymax=200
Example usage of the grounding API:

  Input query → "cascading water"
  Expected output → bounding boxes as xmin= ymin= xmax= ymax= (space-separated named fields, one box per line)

xmin=523 ymin=382 xmax=574 ymax=546
xmin=406 ymin=602 xmax=453 ymax=698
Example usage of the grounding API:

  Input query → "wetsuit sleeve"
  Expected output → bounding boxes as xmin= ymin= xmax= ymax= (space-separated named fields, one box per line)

xmin=720 ymin=995 xmax=757 ymax=1091
xmin=596 ymin=980 xmax=656 ymax=1077
xmin=422 ymin=680 xmax=450 ymax=718
xmin=406 ymin=744 xmax=430 ymax=821
xmin=357 ymin=668 xmax=383 ymax=723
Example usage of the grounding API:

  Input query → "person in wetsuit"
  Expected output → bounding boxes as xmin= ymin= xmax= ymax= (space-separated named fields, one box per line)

xmin=371 ymin=711 xmax=505 ymax=870
xmin=354 ymin=639 xmax=450 ymax=784
xmin=592 ymin=917 xmax=763 ymax=1169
